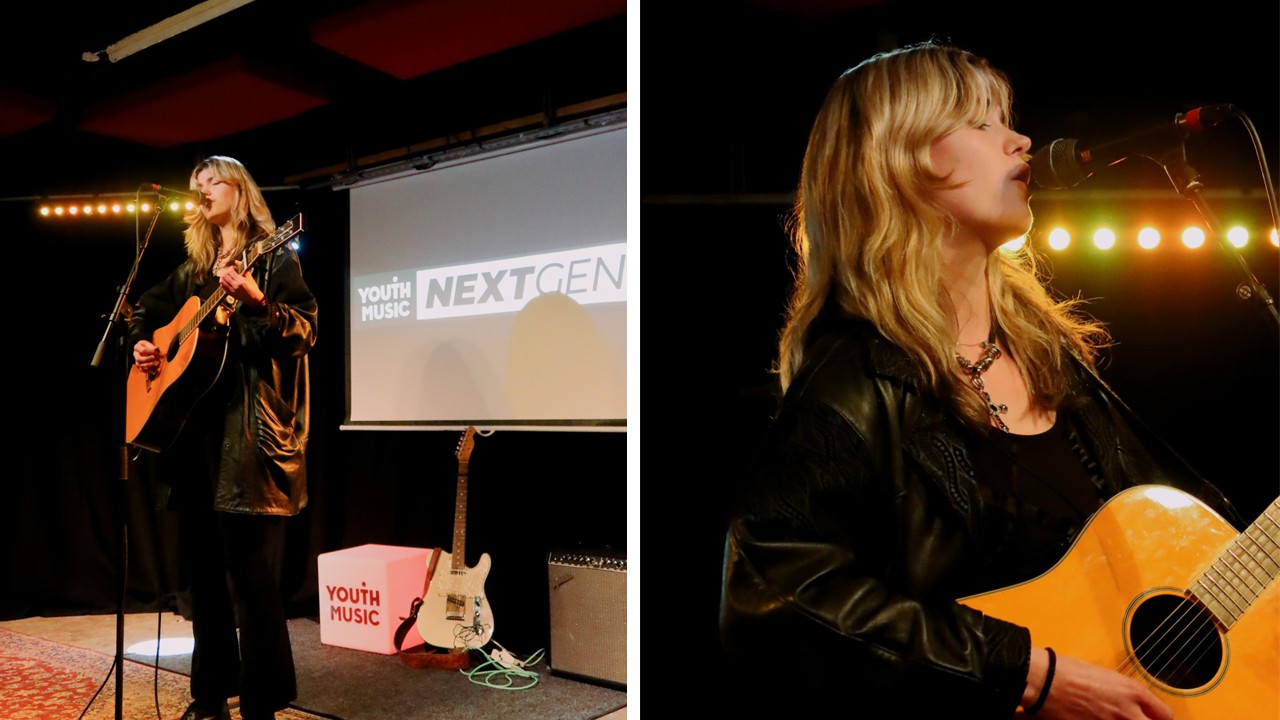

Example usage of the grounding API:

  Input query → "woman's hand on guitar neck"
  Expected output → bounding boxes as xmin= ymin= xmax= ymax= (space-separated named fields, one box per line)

xmin=1023 ymin=647 xmax=1173 ymax=720
xmin=217 ymin=264 xmax=268 ymax=309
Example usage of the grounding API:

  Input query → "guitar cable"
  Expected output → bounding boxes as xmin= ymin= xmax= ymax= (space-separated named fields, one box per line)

xmin=460 ymin=640 xmax=546 ymax=690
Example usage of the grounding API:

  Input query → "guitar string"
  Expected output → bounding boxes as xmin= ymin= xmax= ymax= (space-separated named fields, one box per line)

xmin=1115 ymin=502 xmax=1280 ymax=688
xmin=1251 ymin=504 xmax=1280 ymax=569
xmin=1114 ymin=597 xmax=1188 ymax=680
xmin=1113 ymin=545 xmax=1228 ymax=686
xmin=1233 ymin=532 xmax=1279 ymax=588
xmin=1197 ymin=502 xmax=1280 ymax=606
xmin=1128 ymin=600 xmax=1220 ymax=690
xmin=1221 ymin=535 xmax=1269 ymax=596
xmin=1155 ymin=601 xmax=1237 ymax=690
xmin=1113 ymin=574 xmax=1217 ymax=682
xmin=179 ymin=219 xmax=298 ymax=345
xmin=1120 ymin=503 xmax=1280 ymax=683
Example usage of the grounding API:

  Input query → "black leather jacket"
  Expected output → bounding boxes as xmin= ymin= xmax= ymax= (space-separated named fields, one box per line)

xmin=128 ymin=245 xmax=317 ymax=516
xmin=719 ymin=318 xmax=1237 ymax=717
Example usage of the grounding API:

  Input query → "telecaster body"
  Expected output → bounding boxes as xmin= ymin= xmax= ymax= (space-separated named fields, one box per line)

xmin=415 ymin=549 xmax=495 ymax=648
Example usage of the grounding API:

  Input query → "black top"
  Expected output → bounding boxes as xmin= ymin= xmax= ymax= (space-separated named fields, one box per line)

xmin=967 ymin=409 xmax=1107 ymax=582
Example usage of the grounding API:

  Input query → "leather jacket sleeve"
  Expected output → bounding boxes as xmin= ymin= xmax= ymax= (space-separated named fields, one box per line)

xmin=127 ymin=264 xmax=191 ymax=352
xmin=235 ymin=246 xmax=317 ymax=359
xmin=721 ymin=395 xmax=1030 ymax=716
xmin=719 ymin=323 xmax=1244 ymax=716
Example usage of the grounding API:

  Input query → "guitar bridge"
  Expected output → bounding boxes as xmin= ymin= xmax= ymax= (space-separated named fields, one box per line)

xmin=445 ymin=594 xmax=466 ymax=622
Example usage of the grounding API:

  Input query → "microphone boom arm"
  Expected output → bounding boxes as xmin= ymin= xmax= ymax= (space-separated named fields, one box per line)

xmin=1157 ymin=149 xmax=1279 ymax=329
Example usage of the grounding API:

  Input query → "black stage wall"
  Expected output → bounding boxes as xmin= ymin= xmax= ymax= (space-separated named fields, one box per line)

xmin=1 ymin=187 xmax=627 ymax=660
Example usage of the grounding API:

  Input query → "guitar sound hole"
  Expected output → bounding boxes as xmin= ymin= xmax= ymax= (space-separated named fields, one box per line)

xmin=1128 ymin=594 xmax=1224 ymax=690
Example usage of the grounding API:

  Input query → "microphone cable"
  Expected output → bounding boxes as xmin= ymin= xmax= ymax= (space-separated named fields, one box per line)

xmin=1233 ymin=111 xmax=1280 ymax=237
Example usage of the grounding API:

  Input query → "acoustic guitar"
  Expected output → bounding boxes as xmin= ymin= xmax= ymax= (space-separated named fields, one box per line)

xmin=124 ymin=214 xmax=304 ymax=452
xmin=416 ymin=426 xmax=496 ymax=649
xmin=960 ymin=485 xmax=1279 ymax=718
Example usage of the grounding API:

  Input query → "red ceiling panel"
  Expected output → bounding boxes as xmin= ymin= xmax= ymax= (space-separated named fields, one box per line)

xmin=77 ymin=57 xmax=329 ymax=149
xmin=0 ymin=87 xmax=57 ymax=138
xmin=310 ymin=0 xmax=625 ymax=80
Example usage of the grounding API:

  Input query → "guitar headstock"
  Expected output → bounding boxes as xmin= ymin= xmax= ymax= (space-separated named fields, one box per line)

xmin=456 ymin=426 xmax=477 ymax=462
xmin=256 ymin=213 xmax=305 ymax=257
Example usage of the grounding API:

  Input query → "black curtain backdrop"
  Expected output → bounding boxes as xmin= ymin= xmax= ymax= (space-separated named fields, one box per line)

xmin=2 ymin=187 xmax=627 ymax=659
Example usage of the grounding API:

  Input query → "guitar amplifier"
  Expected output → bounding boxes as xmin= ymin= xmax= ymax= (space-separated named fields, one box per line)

xmin=547 ymin=551 xmax=627 ymax=688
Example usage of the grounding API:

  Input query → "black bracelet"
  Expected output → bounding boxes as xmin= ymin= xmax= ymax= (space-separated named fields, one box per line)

xmin=1026 ymin=646 xmax=1056 ymax=715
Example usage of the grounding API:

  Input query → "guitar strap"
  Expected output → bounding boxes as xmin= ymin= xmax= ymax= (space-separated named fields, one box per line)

xmin=393 ymin=547 xmax=472 ymax=670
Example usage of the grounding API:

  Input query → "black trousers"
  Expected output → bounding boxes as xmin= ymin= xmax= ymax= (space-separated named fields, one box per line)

xmin=179 ymin=504 xmax=296 ymax=714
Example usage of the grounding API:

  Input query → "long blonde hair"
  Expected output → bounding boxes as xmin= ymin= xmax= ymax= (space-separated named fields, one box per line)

xmin=778 ymin=41 xmax=1108 ymax=428
xmin=182 ymin=155 xmax=276 ymax=277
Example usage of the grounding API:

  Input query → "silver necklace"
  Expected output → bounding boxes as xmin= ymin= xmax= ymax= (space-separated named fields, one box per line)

xmin=956 ymin=340 xmax=1010 ymax=433
xmin=213 ymin=244 xmax=237 ymax=278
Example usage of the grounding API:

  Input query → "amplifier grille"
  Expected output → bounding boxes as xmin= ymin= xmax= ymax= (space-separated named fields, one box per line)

xmin=547 ymin=552 xmax=627 ymax=687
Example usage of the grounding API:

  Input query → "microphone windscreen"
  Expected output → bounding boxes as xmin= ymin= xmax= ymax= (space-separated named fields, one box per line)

xmin=1030 ymin=137 xmax=1085 ymax=190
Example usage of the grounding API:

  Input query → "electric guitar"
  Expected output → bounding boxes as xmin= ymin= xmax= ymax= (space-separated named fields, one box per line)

xmin=416 ymin=427 xmax=496 ymax=649
xmin=960 ymin=485 xmax=1279 ymax=718
xmin=124 ymin=214 xmax=304 ymax=452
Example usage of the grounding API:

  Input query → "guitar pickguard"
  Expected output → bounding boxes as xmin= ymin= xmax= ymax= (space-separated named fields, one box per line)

xmin=416 ymin=550 xmax=495 ymax=649
xmin=434 ymin=567 xmax=490 ymax=599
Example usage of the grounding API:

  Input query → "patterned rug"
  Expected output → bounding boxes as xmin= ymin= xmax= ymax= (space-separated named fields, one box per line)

xmin=0 ymin=627 xmax=325 ymax=720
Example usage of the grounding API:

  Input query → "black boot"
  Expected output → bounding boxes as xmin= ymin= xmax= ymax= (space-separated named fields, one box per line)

xmin=179 ymin=699 xmax=231 ymax=720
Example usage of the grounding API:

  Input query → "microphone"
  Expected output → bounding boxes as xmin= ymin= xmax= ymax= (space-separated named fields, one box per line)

xmin=145 ymin=183 xmax=197 ymax=199
xmin=1029 ymin=104 xmax=1238 ymax=189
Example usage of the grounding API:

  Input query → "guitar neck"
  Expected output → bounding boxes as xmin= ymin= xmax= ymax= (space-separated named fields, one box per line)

xmin=1190 ymin=497 xmax=1280 ymax=629
xmin=451 ymin=459 xmax=468 ymax=570
xmin=172 ymin=245 xmax=266 ymax=351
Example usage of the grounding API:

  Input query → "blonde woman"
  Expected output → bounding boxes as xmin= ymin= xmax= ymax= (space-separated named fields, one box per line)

xmin=130 ymin=156 xmax=316 ymax=720
xmin=719 ymin=43 xmax=1240 ymax=719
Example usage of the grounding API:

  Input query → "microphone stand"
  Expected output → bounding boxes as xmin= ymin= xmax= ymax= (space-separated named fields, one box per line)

xmin=89 ymin=188 xmax=166 ymax=720
xmin=1156 ymin=149 xmax=1280 ymax=330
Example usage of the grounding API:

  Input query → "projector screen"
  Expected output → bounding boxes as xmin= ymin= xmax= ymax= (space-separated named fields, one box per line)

xmin=345 ymin=123 xmax=627 ymax=430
